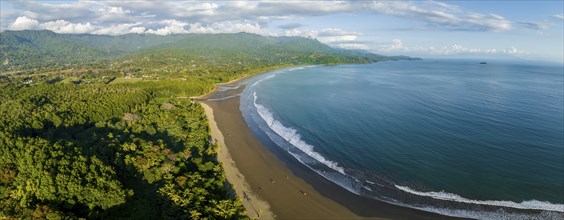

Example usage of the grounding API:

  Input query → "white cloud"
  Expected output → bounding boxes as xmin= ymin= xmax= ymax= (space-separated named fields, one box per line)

xmin=92 ymin=23 xmax=143 ymax=35
xmin=333 ymin=43 xmax=369 ymax=50
xmin=283 ymin=28 xmax=317 ymax=38
xmin=378 ymin=39 xmax=526 ymax=56
xmin=22 ymin=11 xmax=39 ymax=19
xmin=141 ymin=20 xmax=268 ymax=35
xmin=96 ymin=6 xmax=135 ymax=23
xmin=9 ymin=16 xmax=39 ymax=30
xmin=98 ymin=6 xmax=131 ymax=15
xmin=424 ymin=0 xmax=461 ymax=12
xmin=503 ymin=46 xmax=526 ymax=55
xmin=389 ymin=39 xmax=404 ymax=50
xmin=553 ymin=14 xmax=564 ymax=20
xmin=209 ymin=21 xmax=264 ymax=34
xmin=172 ymin=2 xmax=219 ymax=18
xmin=465 ymin=13 xmax=511 ymax=31
xmin=129 ymin=26 xmax=147 ymax=34
xmin=316 ymin=28 xmax=360 ymax=42
xmin=186 ymin=23 xmax=215 ymax=34
xmin=39 ymin=20 xmax=94 ymax=34
xmin=146 ymin=20 xmax=189 ymax=35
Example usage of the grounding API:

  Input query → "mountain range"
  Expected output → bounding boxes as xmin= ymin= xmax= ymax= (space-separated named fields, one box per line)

xmin=0 ymin=30 xmax=418 ymax=72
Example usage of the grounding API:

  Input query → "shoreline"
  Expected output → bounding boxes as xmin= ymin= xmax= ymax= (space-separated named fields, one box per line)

xmin=190 ymin=64 xmax=296 ymax=100
xmin=199 ymin=66 xmax=461 ymax=219
xmin=201 ymin=101 xmax=275 ymax=219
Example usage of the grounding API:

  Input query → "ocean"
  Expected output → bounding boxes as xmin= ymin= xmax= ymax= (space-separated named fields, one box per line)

xmin=238 ymin=60 xmax=564 ymax=219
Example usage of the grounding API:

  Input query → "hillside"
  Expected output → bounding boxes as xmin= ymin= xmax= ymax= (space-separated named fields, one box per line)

xmin=0 ymin=30 xmax=407 ymax=72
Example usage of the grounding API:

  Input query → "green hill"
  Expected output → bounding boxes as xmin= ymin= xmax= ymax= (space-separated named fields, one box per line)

xmin=0 ymin=30 xmax=108 ymax=70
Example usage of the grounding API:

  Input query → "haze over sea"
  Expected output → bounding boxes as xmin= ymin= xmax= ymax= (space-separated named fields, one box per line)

xmin=240 ymin=60 xmax=564 ymax=219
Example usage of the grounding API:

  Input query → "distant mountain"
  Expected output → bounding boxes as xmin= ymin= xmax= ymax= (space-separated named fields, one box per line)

xmin=0 ymin=30 xmax=417 ymax=72
xmin=0 ymin=30 xmax=108 ymax=70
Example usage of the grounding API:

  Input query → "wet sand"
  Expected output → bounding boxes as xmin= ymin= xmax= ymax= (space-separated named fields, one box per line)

xmin=200 ymin=76 xmax=461 ymax=219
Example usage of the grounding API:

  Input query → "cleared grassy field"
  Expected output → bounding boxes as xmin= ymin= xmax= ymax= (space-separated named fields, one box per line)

xmin=109 ymin=77 xmax=143 ymax=84
xmin=58 ymin=76 xmax=81 ymax=84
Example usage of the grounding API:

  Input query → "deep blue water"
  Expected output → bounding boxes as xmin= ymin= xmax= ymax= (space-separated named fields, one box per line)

xmin=239 ymin=60 xmax=564 ymax=219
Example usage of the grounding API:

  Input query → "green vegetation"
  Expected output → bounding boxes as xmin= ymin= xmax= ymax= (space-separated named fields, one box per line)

xmin=0 ymin=30 xmax=418 ymax=219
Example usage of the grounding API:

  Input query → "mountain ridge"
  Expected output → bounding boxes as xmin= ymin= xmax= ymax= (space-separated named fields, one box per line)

xmin=0 ymin=30 xmax=419 ymax=72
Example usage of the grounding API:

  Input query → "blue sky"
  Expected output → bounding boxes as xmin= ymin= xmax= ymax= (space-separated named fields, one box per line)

xmin=1 ymin=0 xmax=563 ymax=62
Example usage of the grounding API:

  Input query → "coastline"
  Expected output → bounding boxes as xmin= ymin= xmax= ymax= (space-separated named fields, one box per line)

xmin=201 ymin=101 xmax=275 ymax=219
xmin=199 ymin=66 xmax=461 ymax=219
xmin=190 ymin=64 xmax=295 ymax=100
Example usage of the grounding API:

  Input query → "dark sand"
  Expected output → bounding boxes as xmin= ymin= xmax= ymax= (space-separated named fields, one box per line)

xmin=201 ymin=78 xmax=461 ymax=219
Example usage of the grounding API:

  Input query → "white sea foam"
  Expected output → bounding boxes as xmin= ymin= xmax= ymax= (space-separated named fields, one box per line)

xmin=288 ymin=65 xmax=317 ymax=72
xmin=250 ymin=74 xmax=276 ymax=87
xmin=253 ymin=92 xmax=346 ymax=174
xmin=218 ymin=85 xmax=241 ymax=91
xmin=415 ymin=206 xmax=563 ymax=220
xmin=395 ymin=185 xmax=564 ymax=212
xmin=288 ymin=67 xmax=304 ymax=71
xmin=206 ymin=94 xmax=240 ymax=101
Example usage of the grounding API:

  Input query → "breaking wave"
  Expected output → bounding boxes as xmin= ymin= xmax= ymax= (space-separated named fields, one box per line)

xmin=396 ymin=185 xmax=564 ymax=212
xmin=253 ymin=92 xmax=346 ymax=174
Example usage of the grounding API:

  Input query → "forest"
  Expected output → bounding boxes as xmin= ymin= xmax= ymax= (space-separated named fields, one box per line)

xmin=0 ymin=30 xmax=416 ymax=219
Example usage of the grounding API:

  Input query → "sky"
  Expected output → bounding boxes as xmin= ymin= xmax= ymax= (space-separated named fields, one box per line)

xmin=1 ymin=0 xmax=563 ymax=62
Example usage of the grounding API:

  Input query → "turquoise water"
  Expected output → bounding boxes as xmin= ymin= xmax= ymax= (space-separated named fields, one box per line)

xmin=239 ymin=60 xmax=564 ymax=219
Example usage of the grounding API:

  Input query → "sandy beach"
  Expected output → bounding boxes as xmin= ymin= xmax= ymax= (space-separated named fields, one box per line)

xmin=199 ymin=74 xmax=460 ymax=219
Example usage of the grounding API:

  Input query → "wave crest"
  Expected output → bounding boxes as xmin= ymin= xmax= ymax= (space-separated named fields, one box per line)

xmin=395 ymin=185 xmax=564 ymax=212
xmin=253 ymin=92 xmax=346 ymax=174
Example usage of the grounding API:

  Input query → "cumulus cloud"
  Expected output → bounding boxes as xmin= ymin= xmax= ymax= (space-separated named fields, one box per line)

xmin=9 ymin=16 xmax=39 ymax=30
xmin=92 ymin=23 xmax=143 ymax=35
xmin=378 ymin=39 xmax=526 ymax=56
xmin=141 ymin=20 xmax=268 ymax=36
xmin=553 ymin=14 xmax=564 ymax=20
xmin=211 ymin=21 xmax=265 ymax=34
xmin=332 ymin=43 xmax=370 ymax=50
xmin=129 ymin=26 xmax=147 ymax=34
xmin=146 ymin=20 xmax=189 ymax=35
xmin=39 ymin=20 xmax=95 ymax=34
